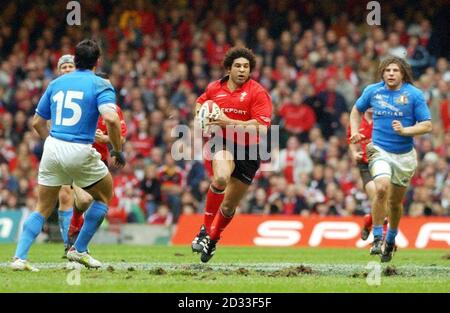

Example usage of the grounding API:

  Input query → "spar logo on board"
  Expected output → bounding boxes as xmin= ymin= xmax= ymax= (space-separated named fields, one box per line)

xmin=172 ymin=215 xmax=450 ymax=249
xmin=253 ymin=220 xmax=450 ymax=248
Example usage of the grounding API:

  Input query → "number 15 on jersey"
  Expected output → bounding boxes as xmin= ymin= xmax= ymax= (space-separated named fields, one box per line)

xmin=52 ymin=90 xmax=84 ymax=126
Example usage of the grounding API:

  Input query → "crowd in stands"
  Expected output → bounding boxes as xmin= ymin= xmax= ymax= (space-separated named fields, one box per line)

xmin=0 ymin=0 xmax=449 ymax=225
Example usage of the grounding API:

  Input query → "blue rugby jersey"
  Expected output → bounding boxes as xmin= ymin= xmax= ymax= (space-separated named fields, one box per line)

xmin=36 ymin=69 xmax=115 ymax=144
xmin=355 ymin=81 xmax=431 ymax=153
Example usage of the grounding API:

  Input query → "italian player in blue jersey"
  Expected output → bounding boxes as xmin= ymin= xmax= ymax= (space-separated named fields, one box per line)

xmin=350 ymin=56 xmax=432 ymax=262
xmin=11 ymin=40 xmax=125 ymax=271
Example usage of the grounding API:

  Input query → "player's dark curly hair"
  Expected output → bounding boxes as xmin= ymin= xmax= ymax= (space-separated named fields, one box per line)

xmin=223 ymin=47 xmax=256 ymax=72
xmin=75 ymin=39 xmax=101 ymax=70
xmin=378 ymin=56 xmax=414 ymax=84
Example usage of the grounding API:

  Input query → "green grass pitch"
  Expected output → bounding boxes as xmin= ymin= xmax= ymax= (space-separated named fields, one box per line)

xmin=0 ymin=243 xmax=448 ymax=292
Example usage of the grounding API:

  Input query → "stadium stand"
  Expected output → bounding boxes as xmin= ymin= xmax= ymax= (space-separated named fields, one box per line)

xmin=0 ymin=0 xmax=449 ymax=227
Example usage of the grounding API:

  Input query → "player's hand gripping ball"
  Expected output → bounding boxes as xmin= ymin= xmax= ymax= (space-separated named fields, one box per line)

xmin=197 ymin=100 xmax=221 ymax=130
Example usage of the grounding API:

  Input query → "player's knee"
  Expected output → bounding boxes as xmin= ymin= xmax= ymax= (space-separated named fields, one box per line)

xmin=77 ymin=198 xmax=93 ymax=212
xmin=78 ymin=193 xmax=94 ymax=210
xmin=59 ymin=191 xmax=72 ymax=206
xmin=213 ymin=175 xmax=229 ymax=189
xmin=390 ymin=203 xmax=403 ymax=213
xmin=375 ymin=184 xmax=389 ymax=200
xmin=98 ymin=189 xmax=113 ymax=204
xmin=220 ymin=202 xmax=236 ymax=217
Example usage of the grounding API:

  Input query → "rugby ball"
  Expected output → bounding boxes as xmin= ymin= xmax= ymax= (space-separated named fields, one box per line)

xmin=197 ymin=100 xmax=221 ymax=129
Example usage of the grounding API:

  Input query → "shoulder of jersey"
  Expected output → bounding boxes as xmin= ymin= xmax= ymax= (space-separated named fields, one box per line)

xmin=366 ymin=81 xmax=384 ymax=90
xmin=249 ymin=79 xmax=267 ymax=91
xmin=206 ymin=80 xmax=222 ymax=90
xmin=94 ymin=75 xmax=114 ymax=89
xmin=403 ymin=82 xmax=420 ymax=93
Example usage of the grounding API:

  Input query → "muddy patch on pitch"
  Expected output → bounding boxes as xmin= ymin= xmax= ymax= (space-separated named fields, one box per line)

xmin=149 ymin=267 xmax=166 ymax=275
xmin=267 ymin=265 xmax=314 ymax=277
xmin=350 ymin=271 xmax=368 ymax=278
xmin=383 ymin=266 xmax=399 ymax=276
xmin=235 ymin=267 xmax=250 ymax=276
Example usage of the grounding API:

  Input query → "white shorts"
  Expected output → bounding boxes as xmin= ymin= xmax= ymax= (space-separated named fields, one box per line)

xmin=38 ymin=136 xmax=109 ymax=188
xmin=367 ymin=143 xmax=417 ymax=187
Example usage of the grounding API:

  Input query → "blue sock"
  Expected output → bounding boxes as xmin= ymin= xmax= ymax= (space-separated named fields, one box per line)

xmin=58 ymin=208 xmax=73 ymax=247
xmin=15 ymin=212 xmax=45 ymax=260
xmin=74 ymin=201 xmax=107 ymax=252
xmin=373 ymin=225 xmax=383 ymax=240
xmin=386 ymin=228 xmax=398 ymax=244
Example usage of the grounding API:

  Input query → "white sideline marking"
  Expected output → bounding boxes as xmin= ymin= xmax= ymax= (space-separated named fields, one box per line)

xmin=0 ymin=262 xmax=448 ymax=276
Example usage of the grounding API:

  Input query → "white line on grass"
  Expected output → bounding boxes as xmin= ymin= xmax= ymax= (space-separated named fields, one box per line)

xmin=1 ymin=262 xmax=448 ymax=277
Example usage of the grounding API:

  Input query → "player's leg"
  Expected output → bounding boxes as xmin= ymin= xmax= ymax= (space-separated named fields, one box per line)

xmin=68 ymin=184 xmax=93 ymax=245
xmin=361 ymin=180 xmax=375 ymax=240
xmin=68 ymin=173 xmax=112 ymax=253
xmin=201 ymin=177 xmax=250 ymax=263
xmin=367 ymin=144 xmax=393 ymax=254
xmin=192 ymin=150 xmax=234 ymax=252
xmin=65 ymin=144 xmax=111 ymax=268
xmin=12 ymin=185 xmax=61 ymax=271
xmin=362 ymin=180 xmax=388 ymax=240
xmin=381 ymin=148 xmax=417 ymax=262
xmin=66 ymin=174 xmax=112 ymax=268
xmin=57 ymin=185 xmax=74 ymax=255
xmin=368 ymin=150 xmax=392 ymax=255
xmin=370 ymin=175 xmax=390 ymax=254
xmin=13 ymin=136 xmax=68 ymax=271
xmin=359 ymin=163 xmax=375 ymax=240
xmin=381 ymin=183 xmax=407 ymax=262
xmin=206 ymin=150 xmax=235 ymax=231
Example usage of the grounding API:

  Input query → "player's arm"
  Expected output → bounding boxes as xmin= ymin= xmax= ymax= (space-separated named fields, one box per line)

xmin=195 ymin=102 xmax=202 ymax=117
xmin=392 ymin=91 xmax=432 ymax=136
xmin=208 ymin=115 xmax=263 ymax=128
xmin=346 ymin=125 xmax=362 ymax=162
xmin=209 ymin=89 xmax=272 ymax=131
xmin=101 ymin=108 xmax=125 ymax=167
xmin=32 ymin=114 xmax=49 ymax=139
xmin=349 ymin=105 xmax=365 ymax=143
xmin=101 ymin=109 xmax=122 ymax=151
xmin=349 ymin=142 xmax=363 ymax=162
xmin=392 ymin=120 xmax=432 ymax=136
xmin=350 ymin=84 xmax=374 ymax=143
xmin=96 ymin=78 xmax=125 ymax=167
xmin=34 ymin=84 xmax=52 ymax=139
xmin=95 ymin=129 xmax=126 ymax=144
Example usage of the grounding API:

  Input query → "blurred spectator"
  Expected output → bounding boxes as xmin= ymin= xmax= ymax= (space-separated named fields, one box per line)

xmin=140 ymin=164 xmax=161 ymax=218
xmin=407 ymin=35 xmax=431 ymax=78
xmin=148 ymin=204 xmax=173 ymax=226
xmin=279 ymin=91 xmax=316 ymax=143
xmin=0 ymin=0 xmax=448 ymax=225
xmin=278 ymin=136 xmax=313 ymax=184
xmin=158 ymin=152 xmax=184 ymax=222
xmin=247 ymin=188 xmax=270 ymax=214
xmin=315 ymin=78 xmax=348 ymax=138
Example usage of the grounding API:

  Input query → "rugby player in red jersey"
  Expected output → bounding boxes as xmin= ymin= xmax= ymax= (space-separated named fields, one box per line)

xmin=67 ymin=72 xmax=127 ymax=245
xmin=347 ymin=108 xmax=387 ymax=241
xmin=191 ymin=47 xmax=272 ymax=262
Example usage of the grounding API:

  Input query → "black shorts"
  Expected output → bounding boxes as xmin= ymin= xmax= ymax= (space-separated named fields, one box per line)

xmin=210 ymin=140 xmax=261 ymax=185
xmin=357 ymin=162 xmax=372 ymax=187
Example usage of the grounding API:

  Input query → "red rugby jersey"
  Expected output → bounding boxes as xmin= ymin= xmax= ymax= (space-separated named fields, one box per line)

xmin=93 ymin=106 xmax=127 ymax=161
xmin=196 ymin=77 xmax=272 ymax=146
xmin=346 ymin=115 xmax=373 ymax=164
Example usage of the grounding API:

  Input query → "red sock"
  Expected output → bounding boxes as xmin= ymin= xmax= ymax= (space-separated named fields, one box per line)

xmin=210 ymin=209 xmax=234 ymax=241
xmin=363 ymin=213 xmax=372 ymax=229
xmin=69 ymin=208 xmax=84 ymax=236
xmin=382 ymin=218 xmax=388 ymax=237
xmin=203 ymin=185 xmax=225 ymax=234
